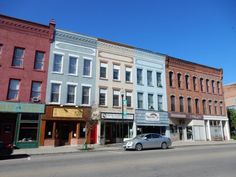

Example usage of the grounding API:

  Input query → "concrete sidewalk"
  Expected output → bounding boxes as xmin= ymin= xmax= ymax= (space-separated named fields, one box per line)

xmin=12 ymin=140 xmax=236 ymax=156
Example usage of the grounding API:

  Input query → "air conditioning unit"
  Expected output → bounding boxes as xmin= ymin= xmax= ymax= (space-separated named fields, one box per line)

xmin=32 ymin=97 xmax=40 ymax=102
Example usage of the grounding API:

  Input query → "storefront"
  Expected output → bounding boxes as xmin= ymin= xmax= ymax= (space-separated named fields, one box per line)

xmin=99 ymin=112 xmax=134 ymax=144
xmin=169 ymin=112 xmax=205 ymax=141
xmin=204 ymin=115 xmax=230 ymax=141
xmin=40 ymin=105 xmax=96 ymax=146
xmin=0 ymin=101 xmax=44 ymax=148
xmin=136 ymin=110 xmax=170 ymax=137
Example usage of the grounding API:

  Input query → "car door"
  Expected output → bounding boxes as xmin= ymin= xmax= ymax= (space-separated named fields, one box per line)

xmin=151 ymin=133 xmax=162 ymax=148
xmin=142 ymin=134 xmax=153 ymax=149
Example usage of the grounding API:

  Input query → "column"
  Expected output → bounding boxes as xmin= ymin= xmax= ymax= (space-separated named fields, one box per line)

xmin=225 ymin=121 xmax=230 ymax=140
xmin=207 ymin=120 xmax=211 ymax=141
xmin=220 ymin=120 xmax=224 ymax=140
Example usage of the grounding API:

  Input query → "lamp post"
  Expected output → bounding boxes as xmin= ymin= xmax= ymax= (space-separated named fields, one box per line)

xmin=121 ymin=89 xmax=125 ymax=142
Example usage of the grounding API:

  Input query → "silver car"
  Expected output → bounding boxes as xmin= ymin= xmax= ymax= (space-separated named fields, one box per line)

xmin=123 ymin=133 xmax=172 ymax=151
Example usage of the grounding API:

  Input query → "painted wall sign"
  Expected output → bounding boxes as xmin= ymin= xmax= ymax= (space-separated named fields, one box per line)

xmin=53 ymin=108 xmax=83 ymax=118
xmin=145 ymin=112 xmax=160 ymax=121
xmin=0 ymin=102 xmax=45 ymax=113
xmin=101 ymin=113 xmax=134 ymax=120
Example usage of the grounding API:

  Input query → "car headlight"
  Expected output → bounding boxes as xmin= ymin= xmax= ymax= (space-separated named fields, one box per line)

xmin=126 ymin=141 xmax=133 ymax=146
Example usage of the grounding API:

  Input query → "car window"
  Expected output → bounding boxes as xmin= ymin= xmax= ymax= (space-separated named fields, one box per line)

xmin=152 ymin=134 xmax=161 ymax=138
xmin=145 ymin=134 xmax=152 ymax=139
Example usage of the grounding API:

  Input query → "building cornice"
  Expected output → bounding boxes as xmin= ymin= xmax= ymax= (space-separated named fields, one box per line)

xmin=0 ymin=14 xmax=55 ymax=40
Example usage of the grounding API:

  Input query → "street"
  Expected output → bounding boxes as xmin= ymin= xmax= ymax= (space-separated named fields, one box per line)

xmin=0 ymin=144 xmax=236 ymax=177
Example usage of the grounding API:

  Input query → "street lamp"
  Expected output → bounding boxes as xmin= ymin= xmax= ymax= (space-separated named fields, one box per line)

xmin=121 ymin=89 xmax=125 ymax=142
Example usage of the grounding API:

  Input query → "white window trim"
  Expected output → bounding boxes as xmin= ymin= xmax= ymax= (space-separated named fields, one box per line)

xmin=52 ymin=52 xmax=64 ymax=74
xmin=83 ymin=57 xmax=93 ymax=77
xmin=100 ymin=62 xmax=108 ymax=79
xmin=81 ymin=84 xmax=92 ymax=106
xmin=113 ymin=89 xmax=120 ymax=107
xmin=99 ymin=88 xmax=108 ymax=106
xmin=49 ymin=81 xmax=62 ymax=104
xmin=68 ymin=54 xmax=79 ymax=76
xmin=137 ymin=92 xmax=144 ymax=109
xmin=125 ymin=67 xmax=133 ymax=83
xmin=137 ymin=68 xmax=143 ymax=85
xmin=126 ymin=91 xmax=133 ymax=108
xmin=113 ymin=64 xmax=121 ymax=81
xmin=147 ymin=70 xmax=154 ymax=86
xmin=66 ymin=82 xmax=78 ymax=105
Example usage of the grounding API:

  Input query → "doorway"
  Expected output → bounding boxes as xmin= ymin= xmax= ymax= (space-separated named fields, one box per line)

xmin=56 ymin=121 xmax=71 ymax=146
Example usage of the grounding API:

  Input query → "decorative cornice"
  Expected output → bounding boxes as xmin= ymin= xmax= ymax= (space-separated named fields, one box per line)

xmin=97 ymin=41 xmax=134 ymax=58
xmin=55 ymin=29 xmax=97 ymax=48
xmin=135 ymin=48 xmax=165 ymax=64
xmin=0 ymin=14 xmax=54 ymax=40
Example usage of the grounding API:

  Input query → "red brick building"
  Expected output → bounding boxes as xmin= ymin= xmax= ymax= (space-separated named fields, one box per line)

xmin=224 ymin=83 xmax=236 ymax=109
xmin=0 ymin=14 xmax=55 ymax=148
xmin=166 ymin=56 xmax=230 ymax=141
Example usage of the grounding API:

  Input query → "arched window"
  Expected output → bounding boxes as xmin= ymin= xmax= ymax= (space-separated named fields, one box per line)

xmin=187 ymin=97 xmax=192 ymax=113
xmin=171 ymin=95 xmax=175 ymax=112
xmin=179 ymin=96 xmax=184 ymax=112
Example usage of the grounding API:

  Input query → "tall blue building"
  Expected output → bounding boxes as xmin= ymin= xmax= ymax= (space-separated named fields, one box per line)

xmin=134 ymin=48 xmax=170 ymax=137
xmin=41 ymin=29 xmax=97 ymax=146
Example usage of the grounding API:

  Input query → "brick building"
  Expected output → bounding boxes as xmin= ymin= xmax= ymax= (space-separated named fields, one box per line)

xmin=166 ymin=56 xmax=230 ymax=141
xmin=0 ymin=14 xmax=55 ymax=148
xmin=224 ymin=83 xmax=236 ymax=109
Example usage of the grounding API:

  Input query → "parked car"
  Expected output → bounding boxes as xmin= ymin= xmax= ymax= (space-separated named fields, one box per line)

xmin=0 ymin=141 xmax=14 ymax=156
xmin=123 ymin=133 xmax=172 ymax=151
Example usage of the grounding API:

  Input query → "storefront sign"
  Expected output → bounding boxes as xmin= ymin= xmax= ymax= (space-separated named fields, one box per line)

xmin=101 ymin=113 xmax=134 ymax=120
xmin=169 ymin=112 xmax=203 ymax=120
xmin=189 ymin=114 xmax=203 ymax=119
xmin=53 ymin=108 xmax=83 ymax=118
xmin=145 ymin=112 xmax=160 ymax=121
xmin=0 ymin=102 xmax=45 ymax=113
xmin=169 ymin=113 xmax=187 ymax=118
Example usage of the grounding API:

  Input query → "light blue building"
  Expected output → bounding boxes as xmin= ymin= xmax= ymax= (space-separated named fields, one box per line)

xmin=42 ymin=29 xmax=97 ymax=146
xmin=134 ymin=48 xmax=170 ymax=137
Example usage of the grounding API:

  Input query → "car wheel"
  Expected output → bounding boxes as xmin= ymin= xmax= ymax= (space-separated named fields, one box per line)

xmin=161 ymin=142 xmax=168 ymax=149
xmin=135 ymin=143 xmax=143 ymax=151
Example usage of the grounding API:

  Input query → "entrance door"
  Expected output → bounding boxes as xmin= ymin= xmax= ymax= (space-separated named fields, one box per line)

xmin=178 ymin=127 xmax=183 ymax=140
xmin=0 ymin=122 xmax=15 ymax=144
xmin=57 ymin=122 xmax=71 ymax=146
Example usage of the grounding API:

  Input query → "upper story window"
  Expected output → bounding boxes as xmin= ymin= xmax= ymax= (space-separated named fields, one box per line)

xmin=137 ymin=68 xmax=143 ymax=85
xmin=214 ymin=101 xmax=218 ymax=115
xmin=31 ymin=81 xmax=42 ymax=100
xmin=125 ymin=67 xmax=132 ymax=82
xmin=126 ymin=91 xmax=132 ymax=108
xmin=200 ymin=78 xmax=204 ymax=92
xmin=220 ymin=101 xmax=223 ymax=115
xmin=7 ymin=79 xmax=20 ymax=100
xmin=208 ymin=100 xmax=212 ymax=115
xmin=12 ymin=47 xmax=24 ymax=67
xmin=212 ymin=80 xmax=215 ymax=94
xmin=206 ymin=79 xmax=209 ymax=93
xmin=50 ymin=83 xmax=61 ymax=103
xmin=158 ymin=95 xmax=163 ymax=111
xmin=0 ymin=44 xmax=3 ymax=55
xmin=169 ymin=71 xmax=173 ymax=87
xmin=34 ymin=51 xmax=45 ymax=70
xmin=179 ymin=96 xmax=184 ymax=112
xmin=185 ymin=75 xmax=190 ymax=90
xmin=156 ymin=72 xmax=162 ymax=87
xmin=113 ymin=64 xmax=120 ymax=81
xmin=193 ymin=76 xmax=197 ymax=91
xmin=83 ymin=59 xmax=92 ymax=77
xmin=67 ymin=84 xmax=76 ymax=104
xmin=148 ymin=94 xmax=154 ymax=110
xmin=100 ymin=62 xmax=108 ymax=79
xmin=137 ymin=92 xmax=143 ymax=109
xmin=147 ymin=70 xmax=153 ymax=86
xmin=68 ymin=56 xmax=78 ymax=75
xmin=99 ymin=88 xmax=107 ymax=106
xmin=217 ymin=81 xmax=221 ymax=94
xmin=195 ymin=99 xmax=199 ymax=114
xmin=113 ymin=90 xmax=120 ymax=106
xmin=82 ymin=86 xmax=91 ymax=105
xmin=171 ymin=95 xmax=175 ymax=112
xmin=202 ymin=99 xmax=207 ymax=114
xmin=177 ymin=73 xmax=182 ymax=88
xmin=53 ymin=54 xmax=63 ymax=73
xmin=187 ymin=97 xmax=192 ymax=113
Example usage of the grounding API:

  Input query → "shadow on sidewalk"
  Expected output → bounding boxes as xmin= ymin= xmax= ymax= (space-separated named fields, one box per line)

xmin=0 ymin=154 xmax=30 ymax=161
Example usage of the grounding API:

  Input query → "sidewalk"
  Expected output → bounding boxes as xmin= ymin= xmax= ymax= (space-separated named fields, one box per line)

xmin=12 ymin=140 xmax=236 ymax=156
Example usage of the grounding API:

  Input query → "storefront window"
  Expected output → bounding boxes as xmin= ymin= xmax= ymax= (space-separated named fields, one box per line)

xmin=18 ymin=123 xmax=38 ymax=142
xmin=45 ymin=121 xmax=53 ymax=139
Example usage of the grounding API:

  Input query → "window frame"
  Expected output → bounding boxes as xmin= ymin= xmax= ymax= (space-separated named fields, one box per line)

xmin=52 ymin=53 xmax=64 ymax=74
xmin=81 ymin=85 xmax=91 ymax=106
xmin=68 ymin=55 xmax=79 ymax=76
xmin=7 ymin=79 xmax=20 ymax=100
xmin=50 ymin=81 xmax=62 ymax=104
xmin=83 ymin=57 xmax=92 ymax=77
xmin=12 ymin=47 xmax=25 ymax=68
xmin=99 ymin=88 xmax=108 ymax=106
xmin=113 ymin=64 xmax=120 ymax=81
xmin=100 ymin=62 xmax=108 ymax=79
xmin=137 ymin=92 xmax=143 ymax=109
xmin=30 ymin=81 xmax=42 ymax=100
xmin=66 ymin=83 xmax=77 ymax=105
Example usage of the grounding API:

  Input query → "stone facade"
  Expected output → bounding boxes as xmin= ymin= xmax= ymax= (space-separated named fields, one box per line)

xmin=166 ymin=56 xmax=230 ymax=141
xmin=224 ymin=83 xmax=236 ymax=109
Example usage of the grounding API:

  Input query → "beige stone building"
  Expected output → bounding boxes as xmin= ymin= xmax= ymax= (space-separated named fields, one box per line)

xmin=95 ymin=39 xmax=135 ymax=144
xmin=224 ymin=83 xmax=236 ymax=109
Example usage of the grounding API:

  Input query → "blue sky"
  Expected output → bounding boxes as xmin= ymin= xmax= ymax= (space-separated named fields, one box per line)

xmin=1 ymin=0 xmax=236 ymax=84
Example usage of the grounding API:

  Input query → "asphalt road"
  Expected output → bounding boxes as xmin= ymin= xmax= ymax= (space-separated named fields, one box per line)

xmin=0 ymin=144 xmax=236 ymax=177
